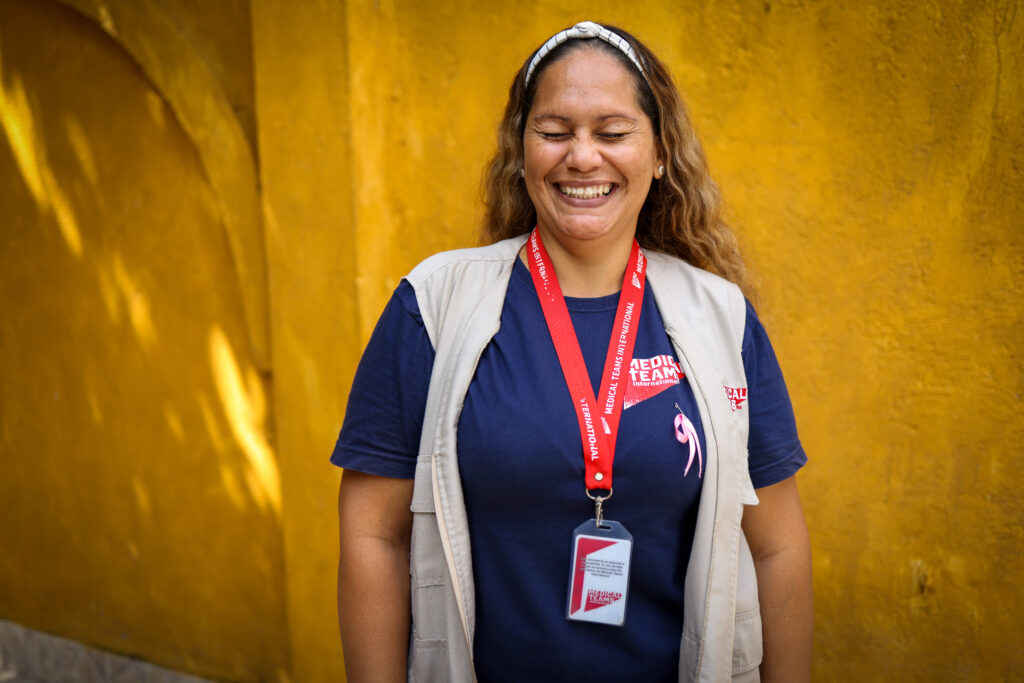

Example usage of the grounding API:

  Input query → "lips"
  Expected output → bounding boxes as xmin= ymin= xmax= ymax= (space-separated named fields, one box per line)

xmin=557 ymin=183 xmax=614 ymax=199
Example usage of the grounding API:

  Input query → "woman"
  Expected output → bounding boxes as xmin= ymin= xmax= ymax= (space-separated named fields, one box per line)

xmin=335 ymin=21 xmax=812 ymax=683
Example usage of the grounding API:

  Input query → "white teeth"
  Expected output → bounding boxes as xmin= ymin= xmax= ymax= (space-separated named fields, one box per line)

xmin=559 ymin=183 xmax=612 ymax=199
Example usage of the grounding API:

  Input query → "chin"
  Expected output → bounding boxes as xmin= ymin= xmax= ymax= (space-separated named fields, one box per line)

xmin=545 ymin=219 xmax=628 ymax=244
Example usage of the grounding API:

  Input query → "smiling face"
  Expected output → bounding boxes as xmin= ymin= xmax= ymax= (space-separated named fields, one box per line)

xmin=523 ymin=47 xmax=662 ymax=255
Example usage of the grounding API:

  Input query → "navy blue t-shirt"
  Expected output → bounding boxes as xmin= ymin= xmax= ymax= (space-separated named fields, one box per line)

xmin=332 ymin=258 xmax=806 ymax=682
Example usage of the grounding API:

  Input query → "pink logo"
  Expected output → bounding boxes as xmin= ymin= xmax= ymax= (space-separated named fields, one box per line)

xmin=674 ymin=405 xmax=703 ymax=478
xmin=724 ymin=386 xmax=747 ymax=412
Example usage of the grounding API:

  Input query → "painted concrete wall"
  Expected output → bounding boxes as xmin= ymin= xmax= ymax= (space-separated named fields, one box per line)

xmin=0 ymin=0 xmax=287 ymax=680
xmin=1 ymin=0 xmax=1021 ymax=681
xmin=343 ymin=4 xmax=1024 ymax=678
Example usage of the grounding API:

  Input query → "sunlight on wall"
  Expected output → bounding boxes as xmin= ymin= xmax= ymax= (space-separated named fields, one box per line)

xmin=163 ymin=405 xmax=185 ymax=442
xmin=111 ymin=254 xmax=158 ymax=348
xmin=131 ymin=478 xmax=152 ymax=517
xmin=0 ymin=50 xmax=83 ymax=257
xmin=95 ymin=2 xmax=115 ymax=35
xmin=64 ymin=117 xmax=97 ymax=183
xmin=209 ymin=325 xmax=281 ymax=514
xmin=94 ymin=253 xmax=159 ymax=349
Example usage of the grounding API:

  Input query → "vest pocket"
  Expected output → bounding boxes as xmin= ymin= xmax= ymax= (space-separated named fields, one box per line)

xmin=410 ymin=456 xmax=447 ymax=644
xmin=732 ymin=606 xmax=763 ymax=675
xmin=732 ymin=532 xmax=763 ymax=674
xmin=410 ymin=511 xmax=445 ymax=588
xmin=409 ymin=510 xmax=448 ymax=644
xmin=410 ymin=457 xmax=443 ymax=587
xmin=408 ymin=637 xmax=448 ymax=683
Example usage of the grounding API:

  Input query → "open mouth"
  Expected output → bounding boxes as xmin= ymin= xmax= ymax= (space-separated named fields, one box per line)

xmin=557 ymin=183 xmax=614 ymax=199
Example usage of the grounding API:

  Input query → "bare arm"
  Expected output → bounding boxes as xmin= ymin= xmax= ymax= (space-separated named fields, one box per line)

xmin=741 ymin=475 xmax=813 ymax=683
xmin=337 ymin=469 xmax=415 ymax=683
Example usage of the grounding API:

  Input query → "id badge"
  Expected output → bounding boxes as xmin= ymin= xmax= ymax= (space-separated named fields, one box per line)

xmin=566 ymin=519 xmax=633 ymax=626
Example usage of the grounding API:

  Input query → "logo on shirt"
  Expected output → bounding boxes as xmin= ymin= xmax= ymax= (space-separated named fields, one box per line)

xmin=623 ymin=355 xmax=685 ymax=409
xmin=724 ymin=386 xmax=748 ymax=411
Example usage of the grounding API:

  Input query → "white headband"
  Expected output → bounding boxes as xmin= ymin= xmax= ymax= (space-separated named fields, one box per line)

xmin=524 ymin=21 xmax=648 ymax=88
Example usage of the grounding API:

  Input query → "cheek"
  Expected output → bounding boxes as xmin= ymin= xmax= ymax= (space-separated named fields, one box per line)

xmin=522 ymin=157 xmax=550 ymax=206
xmin=524 ymin=142 xmax=554 ymax=174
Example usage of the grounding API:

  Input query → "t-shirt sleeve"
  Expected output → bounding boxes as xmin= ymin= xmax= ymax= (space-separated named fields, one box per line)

xmin=742 ymin=299 xmax=808 ymax=489
xmin=330 ymin=280 xmax=435 ymax=479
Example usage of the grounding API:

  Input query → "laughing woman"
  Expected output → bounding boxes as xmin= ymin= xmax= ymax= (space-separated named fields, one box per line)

xmin=334 ymin=21 xmax=812 ymax=683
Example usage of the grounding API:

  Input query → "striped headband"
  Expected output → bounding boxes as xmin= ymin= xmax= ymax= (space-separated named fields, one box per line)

xmin=524 ymin=21 xmax=648 ymax=87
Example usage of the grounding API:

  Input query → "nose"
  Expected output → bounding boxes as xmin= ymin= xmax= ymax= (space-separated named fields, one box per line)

xmin=565 ymin=132 xmax=602 ymax=173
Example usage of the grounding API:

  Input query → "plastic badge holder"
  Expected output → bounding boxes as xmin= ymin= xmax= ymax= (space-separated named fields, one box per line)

xmin=566 ymin=519 xmax=633 ymax=627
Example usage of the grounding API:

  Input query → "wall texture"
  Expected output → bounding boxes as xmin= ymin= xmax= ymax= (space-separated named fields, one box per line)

xmin=0 ymin=0 xmax=1021 ymax=681
xmin=0 ymin=0 xmax=287 ymax=680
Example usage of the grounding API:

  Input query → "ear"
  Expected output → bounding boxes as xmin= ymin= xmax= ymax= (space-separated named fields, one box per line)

xmin=653 ymin=142 xmax=665 ymax=179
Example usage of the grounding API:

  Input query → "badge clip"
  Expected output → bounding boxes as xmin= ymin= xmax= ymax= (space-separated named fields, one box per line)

xmin=586 ymin=487 xmax=613 ymax=528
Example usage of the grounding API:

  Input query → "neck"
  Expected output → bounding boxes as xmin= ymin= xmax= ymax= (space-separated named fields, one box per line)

xmin=527 ymin=227 xmax=636 ymax=297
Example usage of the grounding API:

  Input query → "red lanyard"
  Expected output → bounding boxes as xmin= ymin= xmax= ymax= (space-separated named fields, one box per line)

xmin=527 ymin=228 xmax=646 ymax=492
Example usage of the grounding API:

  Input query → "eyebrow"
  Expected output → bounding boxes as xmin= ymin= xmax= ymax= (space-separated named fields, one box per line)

xmin=531 ymin=113 xmax=640 ymax=124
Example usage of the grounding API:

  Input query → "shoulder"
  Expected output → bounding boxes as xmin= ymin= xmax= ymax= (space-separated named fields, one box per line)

xmin=644 ymin=250 xmax=742 ymax=297
xmin=644 ymin=250 xmax=746 ymax=342
xmin=403 ymin=235 xmax=528 ymax=348
xmin=405 ymin=235 xmax=528 ymax=289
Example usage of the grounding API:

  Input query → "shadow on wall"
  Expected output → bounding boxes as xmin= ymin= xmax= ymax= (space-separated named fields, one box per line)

xmin=0 ymin=0 xmax=289 ymax=680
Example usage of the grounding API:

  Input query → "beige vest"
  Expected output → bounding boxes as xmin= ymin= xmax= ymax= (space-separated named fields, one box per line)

xmin=405 ymin=235 xmax=762 ymax=682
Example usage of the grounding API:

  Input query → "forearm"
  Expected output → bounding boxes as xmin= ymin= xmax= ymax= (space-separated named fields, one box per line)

xmin=754 ymin=543 xmax=813 ymax=683
xmin=742 ymin=476 xmax=813 ymax=683
xmin=337 ymin=471 xmax=414 ymax=683
xmin=338 ymin=535 xmax=411 ymax=683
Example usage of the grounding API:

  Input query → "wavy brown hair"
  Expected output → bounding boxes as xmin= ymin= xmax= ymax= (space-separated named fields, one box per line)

xmin=481 ymin=23 xmax=754 ymax=299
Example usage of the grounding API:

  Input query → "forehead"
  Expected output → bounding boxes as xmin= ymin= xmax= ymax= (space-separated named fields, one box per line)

xmin=529 ymin=47 xmax=646 ymax=118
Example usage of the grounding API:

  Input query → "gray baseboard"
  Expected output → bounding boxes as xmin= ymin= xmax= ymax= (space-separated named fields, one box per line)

xmin=0 ymin=620 xmax=216 ymax=683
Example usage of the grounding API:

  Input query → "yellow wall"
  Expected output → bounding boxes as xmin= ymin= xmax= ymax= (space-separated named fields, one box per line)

xmin=251 ymin=2 xmax=357 ymax=680
xmin=0 ymin=0 xmax=1021 ymax=681
xmin=0 ymin=0 xmax=288 ymax=680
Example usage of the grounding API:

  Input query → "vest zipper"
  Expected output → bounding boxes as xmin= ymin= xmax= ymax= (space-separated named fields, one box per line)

xmin=434 ymin=313 xmax=502 ymax=682
xmin=666 ymin=326 xmax=718 ymax=680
